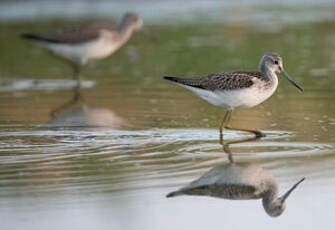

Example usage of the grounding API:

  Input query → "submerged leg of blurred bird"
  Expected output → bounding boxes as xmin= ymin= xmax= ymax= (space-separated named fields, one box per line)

xmin=50 ymin=94 xmax=83 ymax=119
xmin=72 ymin=63 xmax=82 ymax=101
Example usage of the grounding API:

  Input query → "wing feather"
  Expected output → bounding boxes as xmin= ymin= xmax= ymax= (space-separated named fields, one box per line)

xmin=164 ymin=72 xmax=265 ymax=91
xmin=21 ymin=23 xmax=115 ymax=44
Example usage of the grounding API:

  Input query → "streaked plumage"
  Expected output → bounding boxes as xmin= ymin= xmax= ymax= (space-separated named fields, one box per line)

xmin=164 ymin=71 xmax=269 ymax=91
xmin=167 ymin=163 xmax=305 ymax=217
xmin=167 ymin=163 xmax=274 ymax=199
xmin=164 ymin=53 xmax=303 ymax=143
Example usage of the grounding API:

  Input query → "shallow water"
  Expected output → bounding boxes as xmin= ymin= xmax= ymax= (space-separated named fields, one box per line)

xmin=1 ymin=1 xmax=335 ymax=229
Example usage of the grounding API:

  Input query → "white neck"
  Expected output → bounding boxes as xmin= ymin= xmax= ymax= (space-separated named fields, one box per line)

xmin=259 ymin=62 xmax=278 ymax=86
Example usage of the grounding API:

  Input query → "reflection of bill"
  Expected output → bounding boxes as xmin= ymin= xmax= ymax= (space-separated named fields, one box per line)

xmin=167 ymin=142 xmax=305 ymax=217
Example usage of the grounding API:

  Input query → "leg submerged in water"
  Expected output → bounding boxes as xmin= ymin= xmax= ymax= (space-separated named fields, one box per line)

xmin=219 ymin=110 xmax=265 ymax=144
xmin=225 ymin=126 xmax=265 ymax=139
xmin=219 ymin=110 xmax=232 ymax=145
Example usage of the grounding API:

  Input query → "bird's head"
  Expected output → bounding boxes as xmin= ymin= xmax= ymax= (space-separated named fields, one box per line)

xmin=263 ymin=177 xmax=305 ymax=217
xmin=260 ymin=52 xmax=303 ymax=92
xmin=123 ymin=12 xmax=143 ymax=31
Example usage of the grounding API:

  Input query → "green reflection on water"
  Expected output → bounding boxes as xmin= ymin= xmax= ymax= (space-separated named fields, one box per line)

xmin=0 ymin=4 xmax=335 ymax=229
xmin=0 ymin=20 xmax=334 ymax=140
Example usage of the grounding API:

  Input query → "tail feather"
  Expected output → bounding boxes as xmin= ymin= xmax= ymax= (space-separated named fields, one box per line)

xmin=20 ymin=33 xmax=53 ymax=43
xmin=163 ymin=76 xmax=181 ymax=83
xmin=166 ymin=190 xmax=183 ymax=198
xmin=164 ymin=76 xmax=193 ymax=86
xmin=164 ymin=76 xmax=204 ymax=90
xmin=21 ymin=33 xmax=41 ymax=40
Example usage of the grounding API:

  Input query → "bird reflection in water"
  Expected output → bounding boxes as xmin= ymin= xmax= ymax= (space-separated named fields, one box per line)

xmin=167 ymin=141 xmax=305 ymax=217
xmin=49 ymin=88 xmax=127 ymax=128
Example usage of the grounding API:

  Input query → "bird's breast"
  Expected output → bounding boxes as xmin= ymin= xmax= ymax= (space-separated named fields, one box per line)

xmin=230 ymin=78 xmax=278 ymax=109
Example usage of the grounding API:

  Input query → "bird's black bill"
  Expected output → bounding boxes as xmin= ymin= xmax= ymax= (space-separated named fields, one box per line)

xmin=282 ymin=71 xmax=303 ymax=92
xmin=142 ymin=28 xmax=158 ymax=42
xmin=281 ymin=177 xmax=305 ymax=201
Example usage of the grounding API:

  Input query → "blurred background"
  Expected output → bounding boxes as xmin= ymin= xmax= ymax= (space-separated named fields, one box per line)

xmin=0 ymin=0 xmax=335 ymax=229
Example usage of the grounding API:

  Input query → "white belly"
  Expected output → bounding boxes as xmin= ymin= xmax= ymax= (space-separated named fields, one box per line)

xmin=182 ymin=81 xmax=278 ymax=110
xmin=42 ymin=36 xmax=121 ymax=65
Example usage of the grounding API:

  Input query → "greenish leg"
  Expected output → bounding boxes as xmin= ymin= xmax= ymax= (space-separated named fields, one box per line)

xmin=219 ymin=110 xmax=232 ymax=145
xmin=220 ymin=109 xmax=265 ymax=145
xmin=225 ymin=126 xmax=265 ymax=138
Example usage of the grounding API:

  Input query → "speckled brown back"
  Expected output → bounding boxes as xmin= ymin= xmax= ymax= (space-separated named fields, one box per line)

xmin=164 ymin=71 xmax=268 ymax=91
xmin=182 ymin=183 xmax=258 ymax=199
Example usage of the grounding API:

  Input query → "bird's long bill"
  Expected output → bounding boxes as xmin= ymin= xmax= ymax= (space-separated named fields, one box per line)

xmin=142 ymin=28 xmax=158 ymax=42
xmin=281 ymin=177 xmax=305 ymax=201
xmin=281 ymin=70 xmax=303 ymax=92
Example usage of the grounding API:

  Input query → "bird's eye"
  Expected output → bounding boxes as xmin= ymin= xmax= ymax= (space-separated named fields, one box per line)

xmin=274 ymin=60 xmax=279 ymax=65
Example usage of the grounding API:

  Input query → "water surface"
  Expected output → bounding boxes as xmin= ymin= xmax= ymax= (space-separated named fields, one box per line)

xmin=0 ymin=1 xmax=335 ymax=229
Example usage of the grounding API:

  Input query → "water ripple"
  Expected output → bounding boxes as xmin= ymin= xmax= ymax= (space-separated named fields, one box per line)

xmin=0 ymin=126 xmax=334 ymax=197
